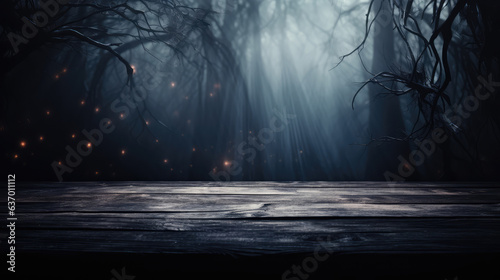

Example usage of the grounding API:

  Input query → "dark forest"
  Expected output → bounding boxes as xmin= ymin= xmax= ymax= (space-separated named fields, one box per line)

xmin=2 ymin=0 xmax=500 ymax=182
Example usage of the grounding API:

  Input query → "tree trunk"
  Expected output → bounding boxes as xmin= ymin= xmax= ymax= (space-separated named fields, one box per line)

xmin=365 ymin=0 xmax=411 ymax=180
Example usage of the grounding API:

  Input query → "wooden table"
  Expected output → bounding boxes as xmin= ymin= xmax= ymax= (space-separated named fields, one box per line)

xmin=2 ymin=182 xmax=500 ymax=279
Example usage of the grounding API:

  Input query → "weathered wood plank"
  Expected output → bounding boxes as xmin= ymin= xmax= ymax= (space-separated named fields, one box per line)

xmin=15 ymin=193 xmax=500 ymax=204
xmin=15 ymin=181 xmax=500 ymax=189
xmin=15 ymin=202 xmax=500 ymax=218
xmin=16 ymin=213 xmax=500 ymax=234
xmin=14 ymin=222 xmax=500 ymax=255
xmin=16 ymin=187 xmax=500 ymax=197
xmin=1 ymin=181 xmax=499 ymax=258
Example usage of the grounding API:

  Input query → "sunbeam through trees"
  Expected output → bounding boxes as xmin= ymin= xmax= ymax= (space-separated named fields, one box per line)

xmin=1 ymin=0 xmax=499 ymax=182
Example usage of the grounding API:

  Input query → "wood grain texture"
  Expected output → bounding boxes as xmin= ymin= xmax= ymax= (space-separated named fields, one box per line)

xmin=2 ymin=181 xmax=500 ymax=257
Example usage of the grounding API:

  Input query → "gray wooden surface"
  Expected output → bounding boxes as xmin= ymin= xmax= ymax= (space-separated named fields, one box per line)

xmin=5 ymin=181 xmax=500 ymax=256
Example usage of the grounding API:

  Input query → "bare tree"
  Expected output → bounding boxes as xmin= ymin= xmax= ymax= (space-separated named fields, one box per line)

xmin=338 ymin=0 xmax=500 ymax=179
xmin=0 ymin=0 xmax=210 ymax=84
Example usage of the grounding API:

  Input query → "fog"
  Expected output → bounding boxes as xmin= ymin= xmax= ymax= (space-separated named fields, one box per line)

xmin=3 ymin=0 xmax=499 ymax=181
